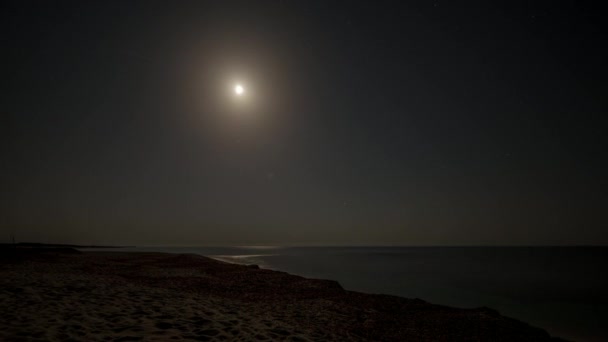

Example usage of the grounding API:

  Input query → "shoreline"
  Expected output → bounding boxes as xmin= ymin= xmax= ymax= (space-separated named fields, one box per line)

xmin=1 ymin=248 xmax=564 ymax=341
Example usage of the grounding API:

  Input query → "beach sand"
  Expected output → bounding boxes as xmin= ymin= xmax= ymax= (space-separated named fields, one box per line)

xmin=0 ymin=248 xmax=561 ymax=341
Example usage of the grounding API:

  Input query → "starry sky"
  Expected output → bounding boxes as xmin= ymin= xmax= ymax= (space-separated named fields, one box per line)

xmin=2 ymin=1 xmax=607 ymax=245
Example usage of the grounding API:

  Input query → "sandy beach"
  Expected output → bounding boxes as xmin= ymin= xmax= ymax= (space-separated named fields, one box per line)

xmin=1 ymin=248 xmax=561 ymax=341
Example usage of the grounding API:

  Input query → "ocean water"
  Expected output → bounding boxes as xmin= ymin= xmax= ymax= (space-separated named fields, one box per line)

xmin=92 ymin=246 xmax=608 ymax=341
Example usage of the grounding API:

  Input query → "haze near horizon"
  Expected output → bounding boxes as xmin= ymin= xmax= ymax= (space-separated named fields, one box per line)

xmin=2 ymin=1 xmax=607 ymax=246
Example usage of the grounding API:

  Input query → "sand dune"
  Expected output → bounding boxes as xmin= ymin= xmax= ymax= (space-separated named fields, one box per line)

xmin=0 ymin=249 xmax=561 ymax=341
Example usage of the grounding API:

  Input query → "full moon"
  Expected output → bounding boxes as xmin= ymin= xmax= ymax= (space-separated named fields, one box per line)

xmin=234 ymin=84 xmax=244 ymax=96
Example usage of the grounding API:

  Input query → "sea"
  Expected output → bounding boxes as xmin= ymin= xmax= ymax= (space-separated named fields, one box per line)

xmin=89 ymin=246 xmax=608 ymax=341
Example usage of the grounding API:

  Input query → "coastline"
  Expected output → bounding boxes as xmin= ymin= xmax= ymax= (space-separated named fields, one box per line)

xmin=1 ymin=248 xmax=564 ymax=341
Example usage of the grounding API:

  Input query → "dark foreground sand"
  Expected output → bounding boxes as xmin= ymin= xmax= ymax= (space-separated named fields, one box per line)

xmin=1 ymin=248 xmax=563 ymax=341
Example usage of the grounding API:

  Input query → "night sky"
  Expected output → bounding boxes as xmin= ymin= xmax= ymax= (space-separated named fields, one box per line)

xmin=2 ymin=1 xmax=607 ymax=245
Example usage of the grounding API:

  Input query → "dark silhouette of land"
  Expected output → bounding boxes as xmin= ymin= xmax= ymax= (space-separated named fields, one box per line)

xmin=0 ymin=242 xmax=132 ymax=249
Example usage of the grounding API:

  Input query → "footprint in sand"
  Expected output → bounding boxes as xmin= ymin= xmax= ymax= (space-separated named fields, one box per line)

xmin=113 ymin=336 xmax=143 ymax=341
xmin=155 ymin=322 xmax=173 ymax=329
